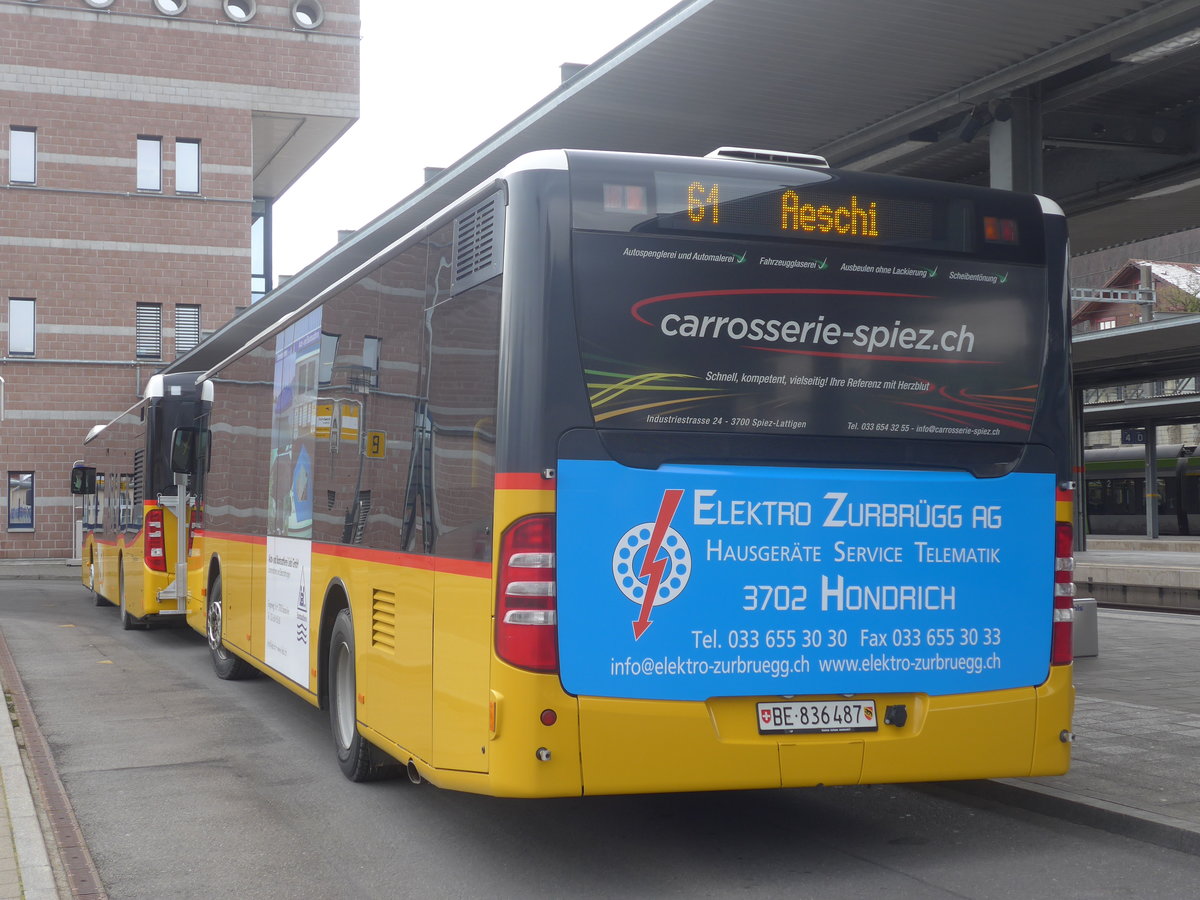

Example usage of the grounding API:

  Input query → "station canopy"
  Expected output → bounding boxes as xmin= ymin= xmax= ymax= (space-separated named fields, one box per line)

xmin=173 ymin=0 xmax=1200 ymax=375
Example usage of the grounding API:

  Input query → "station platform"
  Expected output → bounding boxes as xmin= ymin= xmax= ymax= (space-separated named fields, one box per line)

xmin=3 ymin=559 xmax=1200 ymax=889
xmin=1077 ymin=536 xmax=1200 ymax=611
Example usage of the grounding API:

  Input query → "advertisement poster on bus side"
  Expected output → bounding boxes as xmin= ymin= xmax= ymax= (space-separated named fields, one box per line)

xmin=555 ymin=459 xmax=1055 ymax=701
xmin=265 ymin=310 xmax=320 ymax=687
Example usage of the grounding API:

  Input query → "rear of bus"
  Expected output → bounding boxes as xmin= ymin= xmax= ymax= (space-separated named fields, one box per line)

xmin=489 ymin=149 xmax=1074 ymax=795
xmin=82 ymin=372 xmax=211 ymax=626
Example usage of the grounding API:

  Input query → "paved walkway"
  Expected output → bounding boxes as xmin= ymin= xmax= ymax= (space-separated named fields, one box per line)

xmin=3 ymin=558 xmax=1200 ymax=898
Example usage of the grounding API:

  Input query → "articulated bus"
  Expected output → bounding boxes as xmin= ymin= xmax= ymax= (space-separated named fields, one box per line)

xmin=192 ymin=148 xmax=1075 ymax=796
xmin=75 ymin=372 xmax=211 ymax=630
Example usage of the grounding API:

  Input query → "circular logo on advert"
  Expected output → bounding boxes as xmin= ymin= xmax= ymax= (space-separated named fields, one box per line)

xmin=611 ymin=524 xmax=692 ymax=606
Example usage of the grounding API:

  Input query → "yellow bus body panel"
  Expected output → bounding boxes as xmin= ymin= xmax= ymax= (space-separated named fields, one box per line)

xmin=189 ymin=476 xmax=1073 ymax=797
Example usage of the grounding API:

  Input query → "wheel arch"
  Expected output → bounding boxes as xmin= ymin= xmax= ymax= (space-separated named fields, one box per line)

xmin=318 ymin=577 xmax=350 ymax=711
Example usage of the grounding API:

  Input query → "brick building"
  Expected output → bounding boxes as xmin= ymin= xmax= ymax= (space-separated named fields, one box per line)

xmin=0 ymin=0 xmax=359 ymax=559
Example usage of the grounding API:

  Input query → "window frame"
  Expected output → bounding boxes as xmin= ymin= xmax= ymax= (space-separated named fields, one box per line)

xmin=175 ymin=304 xmax=201 ymax=355
xmin=136 ymin=302 xmax=163 ymax=359
xmin=9 ymin=127 xmax=36 ymax=185
xmin=8 ymin=298 xmax=35 ymax=356
xmin=7 ymin=471 xmax=35 ymax=532
xmin=175 ymin=138 xmax=200 ymax=194
xmin=137 ymin=136 xmax=163 ymax=192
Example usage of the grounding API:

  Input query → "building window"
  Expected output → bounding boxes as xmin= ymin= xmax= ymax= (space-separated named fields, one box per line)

xmin=9 ymin=128 xmax=36 ymax=184
xmin=84 ymin=0 xmax=115 ymax=8
xmin=362 ymin=335 xmax=381 ymax=388
xmin=8 ymin=472 xmax=34 ymax=532
xmin=1097 ymin=318 xmax=1117 ymax=330
xmin=175 ymin=304 xmax=201 ymax=354
xmin=136 ymin=303 xmax=162 ymax=358
xmin=290 ymin=0 xmax=324 ymax=29
xmin=252 ymin=199 xmax=272 ymax=302
xmin=223 ymin=0 xmax=256 ymax=21
xmin=152 ymin=0 xmax=187 ymax=14
xmin=137 ymin=137 xmax=162 ymax=191
xmin=319 ymin=332 xmax=339 ymax=384
xmin=8 ymin=298 xmax=35 ymax=356
xmin=175 ymin=139 xmax=200 ymax=194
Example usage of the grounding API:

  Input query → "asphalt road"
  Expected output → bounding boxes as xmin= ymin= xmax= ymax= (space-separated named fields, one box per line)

xmin=5 ymin=579 xmax=1200 ymax=899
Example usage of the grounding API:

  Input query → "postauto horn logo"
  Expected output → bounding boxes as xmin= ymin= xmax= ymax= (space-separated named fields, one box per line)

xmin=611 ymin=489 xmax=692 ymax=640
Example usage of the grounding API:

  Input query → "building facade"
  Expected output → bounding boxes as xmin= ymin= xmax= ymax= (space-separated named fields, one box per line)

xmin=0 ymin=0 xmax=359 ymax=558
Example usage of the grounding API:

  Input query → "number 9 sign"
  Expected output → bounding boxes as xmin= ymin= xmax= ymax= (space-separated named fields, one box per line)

xmin=365 ymin=431 xmax=386 ymax=459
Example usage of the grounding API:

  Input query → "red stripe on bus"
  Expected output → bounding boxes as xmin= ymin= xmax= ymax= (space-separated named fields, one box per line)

xmin=202 ymin=532 xmax=491 ymax=579
xmin=495 ymin=473 xmax=555 ymax=491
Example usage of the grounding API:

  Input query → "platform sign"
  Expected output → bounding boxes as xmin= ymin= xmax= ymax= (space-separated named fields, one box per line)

xmin=365 ymin=431 xmax=386 ymax=458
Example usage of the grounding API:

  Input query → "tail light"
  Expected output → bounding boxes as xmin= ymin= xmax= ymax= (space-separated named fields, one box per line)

xmin=496 ymin=514 xmax=558 ymax=672
xmin=145 ymin=508 xmax=167 ymax=573
xmin=1051 ymin=520 xmax=1075 ymax=665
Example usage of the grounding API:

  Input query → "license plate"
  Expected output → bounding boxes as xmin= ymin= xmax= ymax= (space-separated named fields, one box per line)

xmin=757 ymin=699 xmax=878 ymax=734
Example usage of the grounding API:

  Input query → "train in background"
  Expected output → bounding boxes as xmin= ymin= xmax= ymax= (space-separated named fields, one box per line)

xmin=1085 ymin=443 xmax=1200 ymax=535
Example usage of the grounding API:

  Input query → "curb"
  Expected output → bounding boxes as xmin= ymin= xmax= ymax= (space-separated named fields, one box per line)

xmin=924 ymin=778 xmax=1200 ymax=856
xmin=0 ymin=681 xmax=59 ymax=899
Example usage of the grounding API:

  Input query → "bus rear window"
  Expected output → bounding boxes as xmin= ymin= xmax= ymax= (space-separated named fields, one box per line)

xmin=571 ymin=230 xmax=1048 ymax=443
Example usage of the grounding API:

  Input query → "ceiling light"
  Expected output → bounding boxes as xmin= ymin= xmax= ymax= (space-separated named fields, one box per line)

xmin=1118 ymin=26 xmax=1200 ymax=63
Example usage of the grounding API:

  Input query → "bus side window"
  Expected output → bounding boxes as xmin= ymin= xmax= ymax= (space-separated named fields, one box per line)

xmin=425 ymin=278 xmax=500 ymax=561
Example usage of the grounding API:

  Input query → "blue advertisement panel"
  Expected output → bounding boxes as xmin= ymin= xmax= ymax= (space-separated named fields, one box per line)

xmin=556 ymin=459 xmax=1055 ymax=701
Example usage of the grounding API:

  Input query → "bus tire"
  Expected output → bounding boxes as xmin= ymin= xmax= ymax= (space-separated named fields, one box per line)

xmin=89 ymin=553 xmax=105 ymax=607
xmin=207 ymin=572 xmax=253 ymax=680
xmin=329 ymin=608 xmax=390 ymax=782
xmin=118 ymin=566 xmax=144 ymax=630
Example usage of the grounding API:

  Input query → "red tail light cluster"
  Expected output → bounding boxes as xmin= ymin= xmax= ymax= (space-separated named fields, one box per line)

xmin=145 ymin=508 xmax=167 ymax=573
xmin=496 ymin=515 xmax=558 ymax=673
xmin=1051 ymin=520 xmax=1075 ymax=665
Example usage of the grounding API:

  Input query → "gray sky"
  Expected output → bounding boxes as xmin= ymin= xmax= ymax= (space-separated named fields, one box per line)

xmin=272 ymin=0 xmax=681 ymax=278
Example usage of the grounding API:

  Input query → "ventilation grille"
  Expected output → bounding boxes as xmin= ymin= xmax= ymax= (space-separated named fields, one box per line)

xmin=175 ymin=304 xmax=201 ymax=355
xmin=705 ymin=147 xmax=829 ymax=168
xmin=136 ymin=303 xmax=162 ymax=359
xmin=371 ymin=589 xmax=396 ymax=651
xmin=452 ymin=192 xmax=505 ymax=294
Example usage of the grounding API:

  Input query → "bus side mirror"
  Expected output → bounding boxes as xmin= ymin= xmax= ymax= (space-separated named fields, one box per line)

xmin=70 ymin=466 xmax=96 ymax=495
xmin=171 ymin=427 xmax=199 ymax=476
xmin=171 ymin=427 xmax=212 ymax=476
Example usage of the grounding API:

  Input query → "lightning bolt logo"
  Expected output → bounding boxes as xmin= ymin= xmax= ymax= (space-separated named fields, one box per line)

xmin=632 ymin=489 xmax=684 ymax=640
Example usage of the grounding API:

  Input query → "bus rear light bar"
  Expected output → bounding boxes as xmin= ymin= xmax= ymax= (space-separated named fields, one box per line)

xmin=1050 ymin=521 xmax=1075 ymax=665
xmin=496 ymin=514 xmax=559 ymax=673
xmin=145 ymin=509 xmax=167 ymax=573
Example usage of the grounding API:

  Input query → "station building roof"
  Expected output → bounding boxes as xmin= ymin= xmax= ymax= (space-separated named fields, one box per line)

xmin=171 ymin=0 xmax=1200 ymax=378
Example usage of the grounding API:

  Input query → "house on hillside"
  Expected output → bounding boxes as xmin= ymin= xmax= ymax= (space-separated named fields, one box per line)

xmin=1073 ymin=259 xmax=1200 ymax=332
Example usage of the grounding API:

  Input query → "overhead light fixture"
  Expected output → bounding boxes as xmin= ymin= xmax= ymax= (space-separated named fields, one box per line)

xmin=1130 ymin=174 xmax=1200 ymax=200
xmin=841 ymin=129 xmax=939 ymax=171
xmin=1118 ymin=25 xmax=1200 ymax=63
xmin=958 ymin=105 xmax=993 ymax=143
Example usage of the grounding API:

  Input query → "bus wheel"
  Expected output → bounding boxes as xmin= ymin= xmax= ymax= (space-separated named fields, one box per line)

xmin=89 ymin=553 xmax=105 ymax=607
xmin=118 ymin=568 xmax=143 ymax=630
xmin=329 ymin=609 xmax=391 ymax=782
xmin=207 ymin=573 xmax=252 ymax=680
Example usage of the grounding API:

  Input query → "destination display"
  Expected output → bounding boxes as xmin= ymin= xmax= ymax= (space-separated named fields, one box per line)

xmin=653 ymin=172 xmax=943 ymax=246
xmin=572 ymin=231 xmax=1048 ymax=442
xmin=555 ymin=460 xmax=1055 ymax=701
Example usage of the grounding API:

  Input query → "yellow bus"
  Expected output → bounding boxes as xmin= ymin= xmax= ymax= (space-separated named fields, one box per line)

xmin=76 ymin=372 xmax=211 ymax=630
xmin=189 ymin=148 xmax=1076 ymax=796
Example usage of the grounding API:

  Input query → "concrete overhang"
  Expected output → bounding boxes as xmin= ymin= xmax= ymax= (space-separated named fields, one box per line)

xmin=171 ymin=0 xmax=1200 ymax=375
xmin=252 ymin=110 xmax=356 ymax=200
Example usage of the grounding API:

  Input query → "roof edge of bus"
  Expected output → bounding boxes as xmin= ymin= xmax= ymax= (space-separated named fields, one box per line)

xmin=499 ymin=149 xmax=569 ymax=175
xmin=144 ymin=374 xmax=166 ymax=399
xmin=84 ymin=396 xmax=150 ymax=445
xmin=1037 ymin=195 xmax=1065 ymax=217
